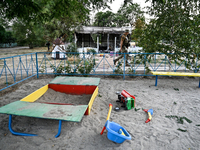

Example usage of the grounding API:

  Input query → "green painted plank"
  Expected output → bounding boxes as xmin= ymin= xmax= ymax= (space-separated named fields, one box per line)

xmin=0 ymin=101 xmax=88 ymax=122
xmin=49 ymin=76 xmax=100 ymax=86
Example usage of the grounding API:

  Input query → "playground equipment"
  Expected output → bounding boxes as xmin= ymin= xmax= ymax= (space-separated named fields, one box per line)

xmin=100 ymin=104 xmax=131 ymax=144
xmin=0 ymin=77 xmax=100 ymax=138
xmin=116 ymin=90 xmax=135 ymax=110
xmin=151 ymin=71 xmax=200 ymax=88
xmin=143 ymin=109 xmax=153 ymax=123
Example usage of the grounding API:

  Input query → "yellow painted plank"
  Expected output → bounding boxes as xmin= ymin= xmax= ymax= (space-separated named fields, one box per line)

xmin=20 ymin=85 xmax=48 ymax=102
xmin=151 ymin=72 xmax=200 ymax=77
xmin=87 ymin=86 xmax=98 ymax=115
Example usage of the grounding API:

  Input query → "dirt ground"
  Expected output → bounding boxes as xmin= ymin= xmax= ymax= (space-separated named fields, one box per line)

xmin=0 ymin=46 xmax=48 ymax=58
xmin=0 ymin=76 xmax=200 ymax=150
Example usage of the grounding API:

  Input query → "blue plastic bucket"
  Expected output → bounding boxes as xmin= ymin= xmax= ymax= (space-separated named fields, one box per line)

xmin=105 ymin=120 xmax=131 ymax=144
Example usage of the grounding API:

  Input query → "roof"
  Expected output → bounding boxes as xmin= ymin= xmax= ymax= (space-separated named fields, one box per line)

xmin=75 ymin=26 xmax=132 ymax=34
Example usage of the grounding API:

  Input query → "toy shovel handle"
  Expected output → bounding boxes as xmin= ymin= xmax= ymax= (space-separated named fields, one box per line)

xmin=106 ymin=104 xmax=113 ymax=121
xmin=100 ymin=103 xmax=113 ymax=135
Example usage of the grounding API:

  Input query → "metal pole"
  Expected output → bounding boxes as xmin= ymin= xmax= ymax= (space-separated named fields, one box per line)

xmin=35 ymin=53 xmax=39 ymax=78
xmin=114 ymin=37 xmax=117 ymax=53
xmin=97 ymin=36 xmax=99 ymax=52
xmin=123 ymin=53 xmax=125 ymax=80
xmin=107 ymin=33 xmax=109 ymax=50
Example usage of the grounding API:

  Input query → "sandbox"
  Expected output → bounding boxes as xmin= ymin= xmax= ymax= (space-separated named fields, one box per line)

xmin=0 ymin=76 xmax=100 ymax=137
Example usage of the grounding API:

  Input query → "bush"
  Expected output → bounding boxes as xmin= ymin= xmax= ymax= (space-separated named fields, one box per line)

xmin=77 ymin=60 xmax=94 ymax=76
xmin=66 ymin=43 xmax=79 ymax=57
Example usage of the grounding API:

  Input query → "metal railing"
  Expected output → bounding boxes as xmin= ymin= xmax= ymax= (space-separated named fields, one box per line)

xmin=0 ymin=52 xmax=199 ymax=92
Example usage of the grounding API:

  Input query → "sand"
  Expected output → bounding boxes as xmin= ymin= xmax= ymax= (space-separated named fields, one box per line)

xmin=36 ymin=88 xmax=92 ymax=105
xmin=0 ymin=76 xmax=200 ymax=150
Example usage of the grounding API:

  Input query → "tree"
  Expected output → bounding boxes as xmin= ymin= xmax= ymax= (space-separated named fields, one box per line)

xmin=93 ymin=11 xmax=116 ymax=27
xmin=0 ymin=0 xmax=113 ymax=22
xmin=1 ymin=0 xmax=114 ymax=48
xmin=4 ymin=31 xmax=15 ymax=47
xmin=0 ymin=25 xmax=6 ymax=44
xmin=93 ymin=1 xmax=144 ymax=27
xmin=131 ymin=17 xmax=145 ymax=43
xmin=116 ymin=2 xmax=144 ymax=26
xmin=139 ymin=0 xmax=200 ymax=71
xmin=0 ymin=0 xmax=43 ymax=24
xmin=12 ymin=20 xmax=46 ymax=48
xmin=0 ymin=25 xmax=15 ymax=47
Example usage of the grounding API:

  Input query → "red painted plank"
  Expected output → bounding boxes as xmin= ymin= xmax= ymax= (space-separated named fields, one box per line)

xmin=48 ymin=84 xmax=96 ymax=95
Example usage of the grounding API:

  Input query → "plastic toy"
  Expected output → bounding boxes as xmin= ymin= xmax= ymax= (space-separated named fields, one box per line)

xmin=100 ymin=104 xmax=131 ymax=144
xmin=143 ymin=109 xmax=153 ymax=123
xmin=116 ymin=90 xmax=135 ymax=110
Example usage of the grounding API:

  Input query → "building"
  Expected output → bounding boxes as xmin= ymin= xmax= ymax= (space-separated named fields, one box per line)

xmin=75 ymin=26 xmax=132 ymax=52
xmin=51 ymin=38 xmax=66 ymax=59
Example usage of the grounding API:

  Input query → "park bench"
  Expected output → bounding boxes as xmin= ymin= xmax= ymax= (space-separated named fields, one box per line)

xmin=151 ymin=71 xmax=200 ymax=88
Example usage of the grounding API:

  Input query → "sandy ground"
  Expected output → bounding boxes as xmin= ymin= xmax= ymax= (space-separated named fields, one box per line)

xmin=0 ymin=76 xmax=200 ymax=150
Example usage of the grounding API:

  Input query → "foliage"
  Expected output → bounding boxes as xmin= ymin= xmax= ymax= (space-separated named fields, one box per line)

xmin=66 ymin=43 xmax=79 ymax=57
xmin=50 ymin=62 xmax=77 ymax=75
xmin=127 ymin=66 xmax=137 ymax=77
xmin=139 ymin=0 xmax=200 ymax=71
xmin=39 ymin=65 xmax=47 ymax=73
xmin=1 ymin=0 xmax=114 ymax=48
xmin=50 ymin=65 xmax=63 ymax=74
xmin=12 ymin=20 xmax=46 ymax=48
xmin=116 ymin=2 xmax=144 ymax=27
xmin=87 ymin=49 xmax=97 ymax=54
xmin=77 ymin=59 xmax=94 ymax=76
xmin=93 ymin=11 xmax=116 ymax=27
xmin=0 ymin=25 xmax=15 ymax=46
xmin=4 ymin=31 xmax=15 ymax=46
xmin=50 ymin=57 xmax=96 ymax=76
xmin=0 ymin=0 xmax=113 ymax=22
xmin=0 ymin=25 xmax=6 ymax=43
xmin=0 ymin=0 xmax=42 ymax=21
xmin=114 ymin=62 xmax=123 ymax=74
xmin=93 ymin=2 xmax=144 ymax=27
xmin=131 ymin=18 xmax=145 ymax=43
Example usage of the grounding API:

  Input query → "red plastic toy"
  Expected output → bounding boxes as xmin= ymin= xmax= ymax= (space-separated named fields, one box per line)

xmin=116 ymin=90 xmax=135 ymax=110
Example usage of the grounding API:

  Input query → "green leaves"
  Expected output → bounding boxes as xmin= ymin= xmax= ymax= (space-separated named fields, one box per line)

xmin=93 ymin=11 xmax=116 ymax=27
xmin=0 ymin=0 xmax=41 ymax=21
xmin=139 ymin=0 xmax=200 ymax=72
xmin=93 ymin=2 xmax=144 ymax=27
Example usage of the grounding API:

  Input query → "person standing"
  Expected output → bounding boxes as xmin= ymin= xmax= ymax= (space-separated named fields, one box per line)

xmin=114 ymin=29 xmax=130 ymax=66
xmin=46 ymin=41 xmax=50 ymax=51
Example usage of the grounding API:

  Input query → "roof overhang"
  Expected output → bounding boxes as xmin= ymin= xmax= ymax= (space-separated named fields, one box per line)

xmin=75 ymin=26 xmax=132 ymax=34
